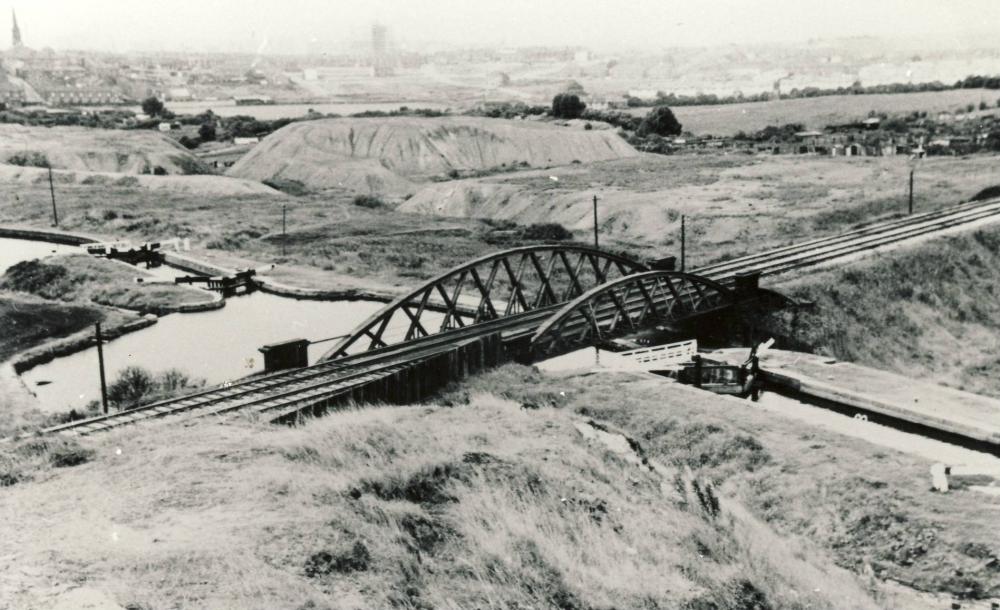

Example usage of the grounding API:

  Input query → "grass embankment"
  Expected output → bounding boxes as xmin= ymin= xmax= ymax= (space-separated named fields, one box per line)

xmin=761 ymin=226 xmax=1000 ymax=398
xmin=0 ymin=293 xmax=136 ymax=436
xmin=0 ymin=293 xmax=106 ymax=363
xmin=448 ymin=366 xmax=1000 ymax=601
xmin=0 ymin=385 xmax=886 ymax=610
xmin=1 ymin=254 xmax=215 ymax=315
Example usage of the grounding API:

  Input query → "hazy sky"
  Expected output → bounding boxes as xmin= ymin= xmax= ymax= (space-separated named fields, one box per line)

xmin=5 ymin=0 xmax=1000 ymax=54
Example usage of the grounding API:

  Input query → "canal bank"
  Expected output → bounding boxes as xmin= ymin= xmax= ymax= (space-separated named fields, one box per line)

xmin=710 ymin=348 xmax=1000 ymax=451
xmin=0 ymin=225 xmax=101 ymax=246
xmin=538 ymin=345 xmax=1000 ymax=485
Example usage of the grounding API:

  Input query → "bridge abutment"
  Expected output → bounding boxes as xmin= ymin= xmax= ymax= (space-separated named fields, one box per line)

xmin=270 ymin=333 xmax=507 ymax=426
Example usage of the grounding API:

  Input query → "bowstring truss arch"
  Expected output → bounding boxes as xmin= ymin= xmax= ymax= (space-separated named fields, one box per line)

xmin=322 ymin=245 xmax=648 ymax=360
xmin=529 ymin=270 xmax=735 ymax=358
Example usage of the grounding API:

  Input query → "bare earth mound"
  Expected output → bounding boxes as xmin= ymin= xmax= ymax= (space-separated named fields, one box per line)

xmin=227 ymin=117 xmax=638 ymax=197
xmin=0 ymin=124 xmax=209 ymax=175
xmin=399 ymin=154 xmax=1000 ymax=263
xmin=0 ymin=164 xmax=278 ymax=196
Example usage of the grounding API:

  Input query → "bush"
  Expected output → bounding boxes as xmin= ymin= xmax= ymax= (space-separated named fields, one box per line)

xmin=106 ymin=366 xmax=203 ymax=410
xmin=107 ymin=367 xmax=157 ymax=410
xmin=141 ymin=96 xmax=166 ymax=117
xmin=1 ymin=260 xmax=69 ymax=296
xmin=48 ymin=443 xmax=96 ymax=468
xmin=262 ymin=178 xmax=308 ymax=196
xmin=523 ymin=223 xmax=573 ymax=241
xmin=469 ymin=102 xmax=548 ymax=119
xmin=7 ymin=152 xmax=50 ymax=168
xmin=304 ymin=542 xmax=371 ymax=576
xmin=352 ymin=195 xmax=385 ymax=209
xmin=178 ymin=135 xmax=201 ymax=150
xmin=581 ymin=109 xmax=641 ymax=131
xmin=636 ymin=106 xmax=683 ymax=137
xmin=970 ymin=185 xmax=1000 ymax=202
xmin=198 ymin=122 xmax=216 ymax=141
xmin=551 ymin=93 xmax=586 ymax=119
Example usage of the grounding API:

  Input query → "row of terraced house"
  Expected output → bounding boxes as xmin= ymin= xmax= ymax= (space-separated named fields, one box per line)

xmin=672 ymin=113 xmax=999 ymax=157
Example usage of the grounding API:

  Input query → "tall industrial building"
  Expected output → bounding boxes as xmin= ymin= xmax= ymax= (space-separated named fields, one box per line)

xmin=371 ymin=23 xmax=392 ymax=77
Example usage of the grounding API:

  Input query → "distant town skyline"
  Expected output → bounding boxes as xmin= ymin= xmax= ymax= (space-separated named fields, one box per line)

xmin=4 ymin=0 xmax=1000 ymax=55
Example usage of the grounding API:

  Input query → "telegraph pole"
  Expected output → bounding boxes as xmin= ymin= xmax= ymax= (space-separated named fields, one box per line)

xmin=907 ymin=154 xmax=921 ymax=215
xmin=48 ymin=165 xmax=58 ymax=227
xmin=281 ymin=204 xmax=287 ymax=256
xmin=680 ymin=215 xmax=686 ymax=272
xmin=95 ymin=323 xmax=109 ymax=414
xmin=592 ymin=195 xmax=599 ymax=249
xmin=908 ymin=168 xmax=915 ymax=215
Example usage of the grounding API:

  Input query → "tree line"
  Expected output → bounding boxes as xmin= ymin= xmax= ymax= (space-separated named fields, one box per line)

xmin=624 ymin=74 xmax=1000 ymax=108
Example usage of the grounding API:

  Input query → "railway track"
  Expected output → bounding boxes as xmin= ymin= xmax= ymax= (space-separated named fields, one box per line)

xmin=40 ymin=308 xmax=557 ymax=437
xmin=696 ymin=197 xmax=1000 ymax=280
xmin=32 ymin=197 xmax=1000 ymax=438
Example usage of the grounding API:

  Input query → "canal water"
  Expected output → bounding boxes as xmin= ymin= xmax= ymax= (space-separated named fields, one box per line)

xmin=0 ymin=237 xmax=81 ymax=274
xmin=21 ymin=292 xmax=384 ymax=412
xmin=1 ymin=236 xmax=385 ymax=412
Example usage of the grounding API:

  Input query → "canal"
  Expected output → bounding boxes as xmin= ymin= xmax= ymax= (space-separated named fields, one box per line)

xmin=0 ymin=237 xmax=80 ymax=274
xmin=1 ymin=237 xmax=384 ymax=413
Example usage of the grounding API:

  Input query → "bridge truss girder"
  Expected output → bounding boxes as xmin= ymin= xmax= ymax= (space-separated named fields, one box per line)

xmin=529 ymin=270 xmax=735 ymax=359
xmin=322 ymin=245 xmax=647 ymax=360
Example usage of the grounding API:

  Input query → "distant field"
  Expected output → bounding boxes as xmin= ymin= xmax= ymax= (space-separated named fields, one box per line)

xmin=626 ymin=88 xmax=1000 ymax=135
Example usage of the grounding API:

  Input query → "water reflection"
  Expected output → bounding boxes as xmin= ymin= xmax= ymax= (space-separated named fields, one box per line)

xmin=22 ymin=293 xmax=384 ymax=412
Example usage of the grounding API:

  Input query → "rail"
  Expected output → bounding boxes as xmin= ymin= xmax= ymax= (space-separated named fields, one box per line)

xmin=31 ymin=197 xmax=1000 ymax=437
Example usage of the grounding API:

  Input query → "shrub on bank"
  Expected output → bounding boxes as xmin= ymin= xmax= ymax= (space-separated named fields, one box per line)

xmin=7 ymin=152 xmax=51 ymax=168
xmin=1 ymin=436 xmax=96 ymax=488
xmin=970 ymin=184 xmax=1000 ymax=202
xmin=522 ymin=223 xmax=573 ymax=241
xmin=483 ymin=221 xmax=576 ymax=246
xmin=353 ymin=194 xmax=386 ymax=209
xmin=107 ymin=366 xmax=204 ymax=411
xmin=1 ymin=260 xmax=72 ymax=298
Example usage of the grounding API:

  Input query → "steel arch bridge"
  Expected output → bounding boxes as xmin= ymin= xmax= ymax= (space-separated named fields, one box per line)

xmin=529 ymin=271 xmax=735 ymax=359
xmin=322 ymin=245 xmax=648 ymax=360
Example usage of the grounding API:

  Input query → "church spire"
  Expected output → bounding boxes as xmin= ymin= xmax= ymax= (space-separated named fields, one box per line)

xmin=12 ymin=9 xmax=23 ymax=48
